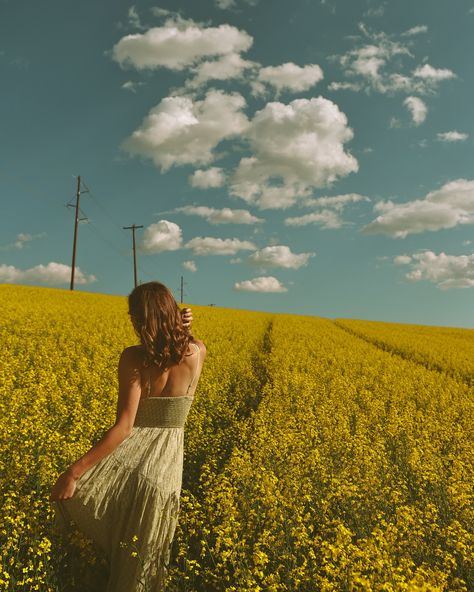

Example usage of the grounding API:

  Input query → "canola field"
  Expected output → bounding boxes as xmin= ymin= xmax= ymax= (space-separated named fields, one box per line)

xmin=0 ymin=283 xmax=473 ymax=592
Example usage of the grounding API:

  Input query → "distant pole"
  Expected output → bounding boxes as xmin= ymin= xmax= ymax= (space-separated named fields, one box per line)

xmin=180 ymin=275 xmax=184 ymax=304
xmin=123 ymin=224 xmax=144 ymax=288
xmin=70 ymin=175 xmax=81 ymax=291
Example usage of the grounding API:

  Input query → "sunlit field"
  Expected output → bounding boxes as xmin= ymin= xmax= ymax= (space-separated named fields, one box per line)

xmin=1 ymin=283 xmax=473 ymax=591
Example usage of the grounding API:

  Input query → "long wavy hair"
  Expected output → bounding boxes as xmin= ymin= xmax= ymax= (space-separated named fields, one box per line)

xmin=127 ymin=281 xmax=193 ymax=372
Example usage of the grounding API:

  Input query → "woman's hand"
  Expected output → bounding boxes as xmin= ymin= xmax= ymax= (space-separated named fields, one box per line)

xmin=181 ymin=307 xmax=193 ymax=328
xmin=49 ymin=470 xmax=77 ymax=502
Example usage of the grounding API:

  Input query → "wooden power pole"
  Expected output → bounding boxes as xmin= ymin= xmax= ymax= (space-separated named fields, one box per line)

xmin=180 ymin=275 xmax=184 ymax=304
xmin=123 ymin=224 xmax=143 ymax=288
xmin=70 ymin=175 xmax=81 ymax=291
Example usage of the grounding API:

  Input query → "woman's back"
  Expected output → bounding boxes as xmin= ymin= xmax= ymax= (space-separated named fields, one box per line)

xmin=136 ymin=339 xmax=206 ymax=400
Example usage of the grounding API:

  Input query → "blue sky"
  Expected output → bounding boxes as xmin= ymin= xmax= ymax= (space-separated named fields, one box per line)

xmin=1 ymin=0 xmax=474 ymax=328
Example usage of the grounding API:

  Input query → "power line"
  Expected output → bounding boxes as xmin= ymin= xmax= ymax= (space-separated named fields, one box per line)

xmin=75 ymin=177 xmax=157 ymax=283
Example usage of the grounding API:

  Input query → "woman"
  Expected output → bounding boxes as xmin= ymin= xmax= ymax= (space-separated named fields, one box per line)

xmin=50 ymin=281 xmax=206 ymax=591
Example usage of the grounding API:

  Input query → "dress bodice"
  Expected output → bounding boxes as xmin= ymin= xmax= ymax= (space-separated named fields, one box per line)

xmin=133 ymin=395 xmax=194 ymax=428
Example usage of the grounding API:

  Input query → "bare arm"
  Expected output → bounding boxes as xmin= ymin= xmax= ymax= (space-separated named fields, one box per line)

xmin=50 ymin=348 xmax=144 ymax=501
xmin=64 ymin=347 xmax=143 ymax=481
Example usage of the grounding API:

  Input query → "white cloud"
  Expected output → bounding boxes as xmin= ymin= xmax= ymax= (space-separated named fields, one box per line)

xmin=121 ymin=80 xmax=145 ymax=93
xmin=1 ymin=232 xmax=47 ymax=251
xmin=361 ymin=179 xmax=474 ymax=238
xmin=413 ymin=64 xmax=456 ymax=81
xmin=229 ymin=96 xmax=358 ymax=209
xmin=255 ymin=62 xmax=324 ymax=95
xmin=247 ymin=245 xmax=314 ymax=269
xmin=436 ymin=131 xmax=469 ymax=142
xmin=403 ymin=96 xmax=427 ymax=125
xmin=140 ymin=220 xmax=183 ymax=253
xmin=185 ymin=236 xmax=257 ymax=255
xmin=401 ymin=25 xmax=428 ymax=37
xmin=111 ymin=20 xmax=253 ymax=71
xmin=393 ymin=254 xmax=412 ymax=265
xmin=328 ymin=81 xmax=364 ymax=92
xmin=364 ymin=2 xmax=387 ymax=18
xmin=180 ymin=52 xmax=258 ymax=91
xmin=176 ymin=206 xmax=264 ymax=224
xmin=395 ymin=250 xmax=474 ymax=289
xmin=215 ymin=0 xmax=259 ymax=9
xmin=183 ymin=260 xmax=197 ymax=272
xmin=149 ymin=7 xmax=175 ymax=18
xmin=234 ymin=275 xmax=287 ymax=292
xmin=127 ymin=5 xmax=147 ymax=31
xmin=215 ymin=0 xmax=236 ymax=8
xmin=0 ymin=262 xmax=96 ymax=285
xmin=301 ymin=192 xmax=371 ymax=211
xmin=329 ymin=24 xmax=456 ymax=96
xmin=121 ymin=89 xmax=249 ymax=171
xmin=284 ymin=209 xmax=346 ymax=228
xmin=189 ymin=167 xmax=226 ymax=188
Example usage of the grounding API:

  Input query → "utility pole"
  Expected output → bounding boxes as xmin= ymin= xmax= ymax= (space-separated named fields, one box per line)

xmin=123 ymin=224 xmax=143 ymax=288
xmin=68 ymin=176 xmax=88 ymax=290
xmin=179 ymin=275 xmax=189 ymax=304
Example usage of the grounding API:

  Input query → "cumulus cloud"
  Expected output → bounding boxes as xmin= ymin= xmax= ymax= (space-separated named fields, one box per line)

xmin=234 ymin=275 xmax=287 ymax=292
xmin=247 ymin=245 xmax=314 ymax=268
xmin=328 ymin=23 xmax=456 ymax=96
xmin=111 ymin=20 xmax=253 ymax=71
xmin=229 ymin=96 xmax=358 ymax=209
xmin=436 ymin=131 xmax=469 ymax=142
xmin=140 ymin=220 xmax=183 ymax=253
xmin=0 ymin=262 xmax=96 ymax=285
xmin=253 ymin=62 xmax=324 ymax=96
xmin=121 ymin=89 xmax=249 ymax=171
xmin=176 ymin=206 xmax=264 ymax=224
xmin=183 ymin=260 xmax=197 ymax=272
xmin=185 ymin=236 xmax=257 ymax=255
xmin=361 ymin=179 xmax=474 ymax=238
xmin=394 ymin=250 xmax=474 ymax=289
xmin=403 ymin=96 xmax=427 ymax=125
xmin=189 ymin=167 xmax=226 ymax=188
xmin=114 ymin=15 xmax=259 ymax=94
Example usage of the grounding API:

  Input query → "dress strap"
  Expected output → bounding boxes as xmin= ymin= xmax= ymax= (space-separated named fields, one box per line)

xmin=186 ymin=343 xmax=201 ymax=395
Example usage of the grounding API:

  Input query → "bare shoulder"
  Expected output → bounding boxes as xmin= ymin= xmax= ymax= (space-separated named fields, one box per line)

xmin=191 ymin=339 xmax=207 ymax=357
xmin=119 ymin=345 xmax=143 ymax=365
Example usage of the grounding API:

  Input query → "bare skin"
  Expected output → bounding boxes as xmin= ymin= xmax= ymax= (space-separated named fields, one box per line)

xmin=49 ymin=307 xmax=205 ymax=502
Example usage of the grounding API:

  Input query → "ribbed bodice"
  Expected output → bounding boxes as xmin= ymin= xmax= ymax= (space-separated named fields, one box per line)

xmin=133 ymin=395 xmax=194 ymax=428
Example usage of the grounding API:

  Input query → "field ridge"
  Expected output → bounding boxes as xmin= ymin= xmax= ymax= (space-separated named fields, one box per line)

xmin=332 ymin=319 xmax=474 ymax=387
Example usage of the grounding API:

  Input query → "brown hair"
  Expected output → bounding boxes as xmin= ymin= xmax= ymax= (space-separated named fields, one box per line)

xmin=127 ymin=281 xmax=193 ymax=371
